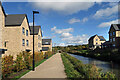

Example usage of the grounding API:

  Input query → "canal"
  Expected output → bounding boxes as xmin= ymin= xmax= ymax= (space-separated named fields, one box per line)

xmin=69 ymin=53 xmax=120 ymax=78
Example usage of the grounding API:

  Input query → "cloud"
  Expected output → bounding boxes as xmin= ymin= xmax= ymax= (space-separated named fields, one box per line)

xmin=42 ymin=35 xmax=56 ymax=39
xmin=51 ymin=26 xmax=73 ymax=34
xmin=68 ymin=18 xmax=80 ymax=24
xmin=62 ymin=34 xmax=89 ymax=44
xmin=57 ymin=43 xmax=66 ymax=46
xmin=109 ymin=2 xmax=118 ymax=7
xmin=29 ymin=22 xmax=33 ymax=26
xmin=29 ymin=22 xmax=37 ymax=26
xmin=2 ymin=0 xmax=120 ymax=2
xmin=82 ymin=17 xmax=88 ymax=22
xmin=98 ymin=19 xmax=118 ymax=27
xmin=51 ymin=26 xmax=89 ymax=45
xmin=60 ymin=33 xmax=72 ymax=38
xmin=68 ymin=17 xmax=88 ymax=24
xmin=30 ymin=2 xmax=94 ymax=15
xmin=93 ymin=5 xmax=118 ymax=19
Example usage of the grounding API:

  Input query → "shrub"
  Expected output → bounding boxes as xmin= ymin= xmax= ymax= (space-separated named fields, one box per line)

xmin=44 ymin=51 xmax=52 ymax=59
xmin=35 ymin=52 xmax=44 ymax=63
xmin=23 ymin=51 xmax=31 ymax=69
xmin=15 ymin=53 xmax=26 ymax=72
xmin=2 ymin=55 xmax=14 ymax=78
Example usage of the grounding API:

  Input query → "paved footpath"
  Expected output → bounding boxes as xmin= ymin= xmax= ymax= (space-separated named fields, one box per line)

xmin=20 ymin=53 xmax=67 ymax=78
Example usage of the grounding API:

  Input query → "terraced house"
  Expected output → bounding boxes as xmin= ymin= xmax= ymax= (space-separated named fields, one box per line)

xmin=30 ymin=26 xmax=42 ymax=53
xmin=108 ymin=24 xmax=120 ymax=48
xmin=88 ymin=35 xmax=106 ymax=49
xmin=42 ymin=39 xmax=52 ymax=53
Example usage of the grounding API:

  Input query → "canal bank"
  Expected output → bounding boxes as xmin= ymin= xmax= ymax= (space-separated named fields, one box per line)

xmin=69 ymin=53 xmax=120 ymax=78
xmin=61 ymin=53 xmax=115 ymax=78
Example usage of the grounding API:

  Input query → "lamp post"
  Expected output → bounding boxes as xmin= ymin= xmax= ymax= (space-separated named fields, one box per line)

xmin=33 ymin=11 xmax=39 ymax=71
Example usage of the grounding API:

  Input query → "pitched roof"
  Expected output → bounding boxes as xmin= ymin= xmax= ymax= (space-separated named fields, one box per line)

xmin=98 ymin=36 xmax=106 ymax=41
xmin=88 ymin=35 xmax=97 ymax=41
xmin=5 ymin=14 xmax=26 ymax=26
xmin=88 ymin=35 xmax=106 ymax=41
xmin=42 ymin=47 xmax=49 ymax=51
xmin=111 ymin=24 xmax=120 ymax=31
xmin=30 ymin=26 xmax=41 ymax=35
xmin=42 ymin=39 xmax=52 ymax=45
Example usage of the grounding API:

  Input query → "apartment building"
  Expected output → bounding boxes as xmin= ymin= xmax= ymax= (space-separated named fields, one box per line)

xmin=88 ymin=34 xmax=106 ymax=49
xmin=30 ymin=26 xmax=42 ymax=53
xmin=42 ymin=39 xmax=52 ymax=53
xmin=108 ymin=24 xmax=120 ymax=48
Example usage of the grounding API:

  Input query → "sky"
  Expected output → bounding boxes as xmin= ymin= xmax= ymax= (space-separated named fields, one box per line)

xmin=2 ymin=1 xmax=119 ymax=46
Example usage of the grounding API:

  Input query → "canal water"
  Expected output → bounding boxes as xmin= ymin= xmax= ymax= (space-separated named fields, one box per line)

xmin=69 ymin=53 xmax=120 ymax=78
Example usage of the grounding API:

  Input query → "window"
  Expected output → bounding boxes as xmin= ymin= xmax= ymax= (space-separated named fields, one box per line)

xmin=113 ymin=38 xmax=115 ymax=41
xmin=38 ymin=43 xmax=40 ymax=47
xmin=22 ymin=27 xmax=25 ymax=35
xmin=110 ymin=33 xmax=112 ymax=36
xmin=38 ymin=35 xmax=40 ymax=39
xmin=26 ymin=30 xmax=28 ymax=36
xmin=113 ymin=32 xmax=115 ymax=35
xmin=22 ymin=39 xmax=25 ymax=46
xmin=110 ymin=38 xmax=112 ymax=42
xmin=26 ymin=40 xmax=29 ymax=46
xmin=96 ymin=39 xmax=98 ymax=41
xmin=113 ymin=44 xmax=115 ymax=47
xmin=96 ymin=42 xmax=98 ymax=45
xmin=45 ymin=42 xmax=49 ymax=44
xmin=4 ymin=42 xmax=7 ymax=47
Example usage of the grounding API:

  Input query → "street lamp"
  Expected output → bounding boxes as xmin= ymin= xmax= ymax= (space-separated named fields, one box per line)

xmin=33 ymin=11 xmax=39 ymax=71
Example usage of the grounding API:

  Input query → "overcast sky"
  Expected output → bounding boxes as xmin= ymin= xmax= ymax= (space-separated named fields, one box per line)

xmin=2 ymin=1 xmax=119 ymax=46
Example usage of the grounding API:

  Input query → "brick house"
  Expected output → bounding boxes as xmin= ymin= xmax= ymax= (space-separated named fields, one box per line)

xmin=108 ymin=24 xmax=120 ymax=48
xmin=30 ymin=26 xmax=42 ymax=53
xmin=42 ymin=39 xmax=52 ymax=53
xmin=88 ymin=34 xmax=106 ymax=49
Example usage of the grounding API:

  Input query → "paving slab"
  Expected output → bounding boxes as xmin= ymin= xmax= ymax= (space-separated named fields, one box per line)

xmin=20 ymin=53 xmax=67 ymax=78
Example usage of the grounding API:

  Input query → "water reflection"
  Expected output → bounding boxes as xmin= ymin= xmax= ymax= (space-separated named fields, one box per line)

xmin=69 ymin=53 xmax=120 ymax=78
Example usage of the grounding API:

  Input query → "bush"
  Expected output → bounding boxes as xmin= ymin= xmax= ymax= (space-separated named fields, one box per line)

xmin=35 ymin=52 xmax=44 ymax=63
xmin=2 ymin=55 xmax=14 ymax=78
xmin=15 ymin=53 xmax=26 ymax=72
xmin=44 ymin=51 xmax=52 ymax=59
xmin=23 ymin=51 xmax=31 ymax=69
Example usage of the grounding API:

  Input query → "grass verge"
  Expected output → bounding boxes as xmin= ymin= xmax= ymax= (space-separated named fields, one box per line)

xmin=61 ymin=53 xmax=115 ymax=79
